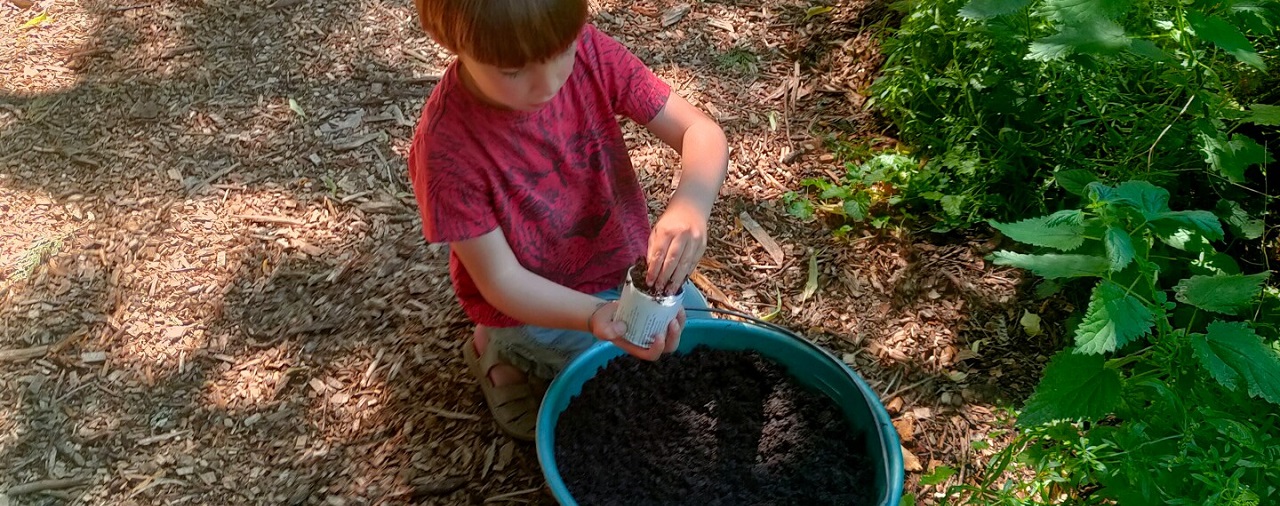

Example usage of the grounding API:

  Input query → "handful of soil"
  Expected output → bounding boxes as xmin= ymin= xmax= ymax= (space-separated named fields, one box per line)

xmin=629 ymin=256 xmax=663 ymax=297
xmin=554 ymin=346 xmax=875 ymax=506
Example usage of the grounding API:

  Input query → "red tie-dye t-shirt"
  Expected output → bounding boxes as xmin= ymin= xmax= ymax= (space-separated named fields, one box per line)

xmin=408 ymin=25 xmax=671 ymax=328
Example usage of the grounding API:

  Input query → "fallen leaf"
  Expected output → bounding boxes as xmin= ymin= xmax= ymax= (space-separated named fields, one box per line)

xmin=902 ymin=445 xmax=923 ymax=471
xmin=800 ymin=250 xmax=819 ymax=301
xmin=21 ymin=11 xmax=50 ymax=29
xmin=288 ymin=98 xmax=306 ymax=118
xmin=1019 ymin=310 xmax=1043 ymax=337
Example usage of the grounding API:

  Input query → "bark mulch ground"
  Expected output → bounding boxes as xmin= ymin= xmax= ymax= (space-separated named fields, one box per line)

xmin=2 ymin=0 xmax=1062 ymax=504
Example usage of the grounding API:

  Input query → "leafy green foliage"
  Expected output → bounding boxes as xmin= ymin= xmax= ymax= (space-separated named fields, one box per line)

xmin=1193 ymin=321 xmax=1280 ymax=403
xmin=1018 ymin=350 xmax=1122 ymax=425
xmin=868 ymin=0 xmax=1276 ymax=228
xmin=981 ymin=180 xmax=1279 ymax=504
xmin=1174 ymin=272 xmax=1270 ymax=314
xmin=783 ymin=150 xmax=977 ymax=231
xmin=990 ymin=252 xmax=1111 ymax=279
xmin=1074 ymin=281 xmax=1153 ymax=354
xmin=989 ymin=215 xmax=1085 ymax=250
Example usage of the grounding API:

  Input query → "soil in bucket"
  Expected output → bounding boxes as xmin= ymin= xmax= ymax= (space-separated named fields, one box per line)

xmin=554 ymin=346 xmax=875 ymax=505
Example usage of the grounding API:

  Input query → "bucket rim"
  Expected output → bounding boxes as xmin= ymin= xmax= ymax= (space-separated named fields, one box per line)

xmin=535 ymin=317 xmax=905 ymax=506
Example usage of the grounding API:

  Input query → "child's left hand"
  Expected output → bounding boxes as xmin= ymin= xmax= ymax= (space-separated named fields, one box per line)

xmin=646 ymin=202 xmax=708 ymax=296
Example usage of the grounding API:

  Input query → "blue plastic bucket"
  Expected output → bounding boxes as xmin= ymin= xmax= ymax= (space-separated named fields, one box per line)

xmin=536 ymin=316 xmax=904 ymax=505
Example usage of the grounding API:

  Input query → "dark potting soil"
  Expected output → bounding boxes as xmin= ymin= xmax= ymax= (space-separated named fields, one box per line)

xmin=554 ymin=346 xmax=875 ymax=506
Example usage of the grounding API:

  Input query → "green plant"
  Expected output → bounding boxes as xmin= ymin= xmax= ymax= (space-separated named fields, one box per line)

xmin=783 ymin=151 xmax=977 ymax=231
xmin=714 ymin=46 xmax=760 ymax=76
xmin=980 ymin=179 xmax=1280 ymax=503
xmin=868 ymin=0 xmax=1279 ymax=225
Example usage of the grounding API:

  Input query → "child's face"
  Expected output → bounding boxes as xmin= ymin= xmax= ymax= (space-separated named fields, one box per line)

xmin=458 ymin=42 xmax=578 ymax=112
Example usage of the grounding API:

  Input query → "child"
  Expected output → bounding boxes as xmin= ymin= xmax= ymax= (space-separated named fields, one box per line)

xmin=409 ymin=0 xmax=730 ymax=441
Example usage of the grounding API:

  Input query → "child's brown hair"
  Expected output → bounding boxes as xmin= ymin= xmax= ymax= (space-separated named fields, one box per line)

xmin=415 ymin=0 xmax=589 ymax=68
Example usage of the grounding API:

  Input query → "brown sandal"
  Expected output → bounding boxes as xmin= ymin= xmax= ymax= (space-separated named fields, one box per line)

xmin=463 ymin=336 xmax=540 ymax=441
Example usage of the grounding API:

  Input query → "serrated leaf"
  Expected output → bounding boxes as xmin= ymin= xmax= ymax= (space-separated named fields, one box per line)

xmin=1046 ymin=209 xmax=1086 ymax=226
xmin=1110 ymin=180 xmax=1170 ymax=218
xmin=959 ymin=0 xmax=1033 ymax=18
xmin=1192 ymin=321 xmax=1280 ymax=404
xmin=1055 ymin=169 xmax=1097 ymax=196
xmin=1244 ymin=104 xmax=1280 ymax=126
xmin=800 ymin=251 xmax=819 ymax=302
xmin=1034 ymin=0 xmax=1130 ymax=23
xmin=1104 ymin=226 xmax=1134 ymax=271
xmin=1027 ymin=17 xmax=1129 ymax=61
xmin=919 ymin=466 xmax=957 ymax=486
xmin=843 ymin=195 xmax=869 ymax=221
xmin=1174 ymin=272 xmax=1270 ymax=314
xmin=1018 ymin=350 xmax=1122 ymax=426
xmin=1215 ymin=199 xmax=1264 ymax=239
xmin=1154 ymin=210 xmax=1224 ymax=241
xmin=990 ymin=215 xmax=1086 ymax=251
xmin=1187 ymin=11 xmax=1267 ymax=71
xmin=991 ymin=252 xmax=1111 ymax=279
xmin=1075 ymin=281 xmax=1153 ymax=354
xmin=1200 ymin=132 xmax=1272 ymax=182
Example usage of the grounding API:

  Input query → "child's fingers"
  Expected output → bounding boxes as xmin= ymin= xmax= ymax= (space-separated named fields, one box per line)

xmin=646 ymin=233 xmax=674 ymax=285
xmin=662 ymin=243 xmax=698 ymax=295
xmin=663 ymin=314 xmax=683 ymax=354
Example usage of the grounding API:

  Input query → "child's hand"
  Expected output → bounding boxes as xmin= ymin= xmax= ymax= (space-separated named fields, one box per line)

xmin=647 ymin=203 xmax=708 ymax=296
xmin=589 ymin=303 xmax=685 ymax=360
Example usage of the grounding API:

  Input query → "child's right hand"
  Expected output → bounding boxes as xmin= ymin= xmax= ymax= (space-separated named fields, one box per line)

xmin=588 ymin=301 xmax=681 ymax=361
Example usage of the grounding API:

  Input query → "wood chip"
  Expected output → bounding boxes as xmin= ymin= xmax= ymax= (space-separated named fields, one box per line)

xmin=0 ymin=345 xmax=47 ymax=363
xmin=332 ymin=133 xmax=381 ymax=151
xmin=738 ymin=211 xmax=784 ymax=265
xmin=661 ymin=4 xmax=691 ymax=27
xmin=80 ymin=351 xmax=107 ymax=364
xmin=412 ymin=477 xmax=467 ymax=498
xmin=4 ymin=476 xmax=91 ymax=496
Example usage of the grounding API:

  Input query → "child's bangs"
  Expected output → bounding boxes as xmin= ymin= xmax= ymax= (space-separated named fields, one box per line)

xmin=459 ymin=0 xmax=587 ymax=68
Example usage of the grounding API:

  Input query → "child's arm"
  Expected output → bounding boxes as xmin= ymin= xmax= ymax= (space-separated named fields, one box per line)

xmin=643 ymin=93 xmax=730 ymax=296
xmin=451 ymin=228 xmax=677 ymax=360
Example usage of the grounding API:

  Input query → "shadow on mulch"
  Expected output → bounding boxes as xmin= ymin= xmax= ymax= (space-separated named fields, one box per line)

xmin=1 ymin=0 xmax=562 ymax=503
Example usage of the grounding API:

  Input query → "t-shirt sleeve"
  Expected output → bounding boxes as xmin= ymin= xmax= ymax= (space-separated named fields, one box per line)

xmin=586 ymin=26 xmax=672 ymax=124
xmin=408 ymin=129 xmax=498 ymax=244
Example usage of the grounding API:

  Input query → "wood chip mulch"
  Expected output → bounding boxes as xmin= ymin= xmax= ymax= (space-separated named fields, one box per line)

xmin=2 ymin=0 xmax=1063 ymax=504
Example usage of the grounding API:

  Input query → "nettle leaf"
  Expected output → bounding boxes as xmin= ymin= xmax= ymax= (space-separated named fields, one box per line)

xmin=1174 ymin=272 xmax=1270 ymax=314
xmin=1027 ymin=17 xmax=1130 ymax=61
xmin=1075 ymin=280 xmax=1154 ymax=354
xmin=991 ymin=252 xmax=1111 ymax=279
xmin=1215 ymin=199 xmax=1264 ymax=240
xmin=1018 ymin=349 xmax=1122 ymax=426
xmin=1200 ymin=132 xmax=1273 ymax=182
xmin=1046 ymin=209 xmax=1086 ymax=226
xmin=959 ymin=0 xmax=1034 ymax=19
xmin=1104 ymin=226 xmax=1135 ymax=271
xmin=1187 ymin=11 xmax=1267 ymax=71
xmin=1154 ymin=210 xmax=1224 ymax=241
xmin=1055 ymin=169 xmax=1098 ymax=196
xmin=990 ymin=215 xmax=1087 ymax=251
xmin=1035 ymin=0 xmax=1130 ymax=23
xmin=1244 ymin=104 xmax=1280 ymax=126
xmin=1110 ymin=180 xmax=1170 ymax=219
xmin=1192 ymin=321 xmax=1280 ymax=404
